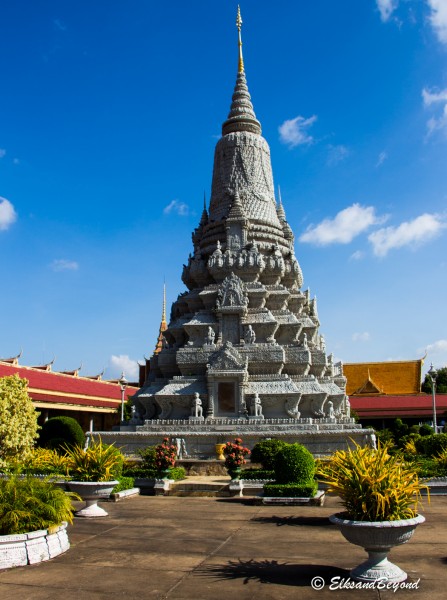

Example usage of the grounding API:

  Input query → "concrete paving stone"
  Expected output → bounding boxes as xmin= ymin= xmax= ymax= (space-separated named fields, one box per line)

xmin=168 ymin=559 xmax=380 ymax=600
xmin=0 ymin=494 xmax=446 ymax=599
xmin=0 ymin=564 xmax=182 ymax=596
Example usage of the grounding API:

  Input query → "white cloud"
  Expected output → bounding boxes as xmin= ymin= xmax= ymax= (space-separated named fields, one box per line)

xmin=0 ymin=149 xmax=6 ymax=158
xmin=352 ymin=332 xmax=371 ymax=342
xmin=417 ymin=339 xmax=447 ymax=369
xmin=299 ymin=203 xmax=385 ymax=246
xmin=0 ymin=197 xmax=17 ymax=231
xmin=51 ymin=259 xmax=79 ymax=272
xmin=163 ymin=199 xmax=190 ymax=216
xmin=423 ymin=87 xmax=447 ymax=139
xmin=350 ymin=250 xmax=364 ymax=261
xmin=427 ymin=0 xmax=447 ymax=45
xmin=423 ymin=88 xmax=447 ymax=106
xmin=109 ymin=354 xmax=139 ymax=380
xmin=278 ymin=115 xmax=317 ymax=147
xmin=427 ymin=105 xmax=447 ymax=138
xmin=376 ymin=151 xmax=388 ymax=167
xmin=368 ymin=213 xmax=446 ymax=257
xmin=376 ymin=0 xmax=399 ymax=22
xmin=327 ymin=145 xmax=350 ymax=166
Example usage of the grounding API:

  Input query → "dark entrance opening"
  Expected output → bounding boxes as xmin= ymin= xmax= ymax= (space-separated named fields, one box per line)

xmin=218 ymin=382 xmax=236 ymax=415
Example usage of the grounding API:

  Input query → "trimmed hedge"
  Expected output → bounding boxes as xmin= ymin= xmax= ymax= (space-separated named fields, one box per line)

xmin=274 ymin=443 xmax=315 ymax=484
xmin=263 ymin=482 xmax=318 ymax=498
xmin=38 ymin=416 xmax=85 ymax=450
xmin=241 ymin=469 xmax=275 ymax=480
xmin=112 ymin=477 xmax=135 ymax=493
xmin=250 ymin=439 xmax=288 ymax=470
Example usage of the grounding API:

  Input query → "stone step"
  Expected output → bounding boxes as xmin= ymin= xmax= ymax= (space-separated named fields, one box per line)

xmin=167 ymin=479 xmax=231 ymax=497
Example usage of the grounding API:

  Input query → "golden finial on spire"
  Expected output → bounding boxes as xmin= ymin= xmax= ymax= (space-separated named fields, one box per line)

xmin=236 ymin=5 xmax=244 ymax=73
xmin=162 ymin=281 xmax=166 ymax=324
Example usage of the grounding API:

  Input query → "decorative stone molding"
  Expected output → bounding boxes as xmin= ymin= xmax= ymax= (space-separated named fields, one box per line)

xmin=0 ymin=522 xmax=69 ymax=569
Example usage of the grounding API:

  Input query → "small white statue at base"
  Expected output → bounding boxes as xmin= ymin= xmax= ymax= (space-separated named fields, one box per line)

xmin=174 ymin=437 xmax=188 ymax=459
xmin=326 ymin=400 xmax=335 ymax=419
xmin=191 ymin=392 xmax=203 ymax=418
xmin=345 ymin=397 xmax=351 ymax=419
xmin=250 ymin=393 xmax=263 ymax=417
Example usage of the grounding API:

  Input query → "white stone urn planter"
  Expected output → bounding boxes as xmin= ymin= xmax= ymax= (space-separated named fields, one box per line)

xmin=329 ymin=512 xmax=425 ymax=583
xmin=67 ymin=481 xmax=118 ymax=517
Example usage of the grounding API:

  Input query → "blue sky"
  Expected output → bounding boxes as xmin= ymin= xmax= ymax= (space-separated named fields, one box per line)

xmin=1 ymin=0 xmax=446 ymax=381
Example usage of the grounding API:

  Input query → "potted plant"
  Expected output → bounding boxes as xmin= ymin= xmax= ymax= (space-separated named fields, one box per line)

xmin=63 ymin=438 xmax=123 ymax=517
xmin=223 ymin=438 xmax=250 ymax=480
xmin=155 ymin=438 xmax=177 ymax=479
xmin=0 ymin=474 xmax=77 ymax=568
xmin=317 ymin=441 xmax=428 ymax=583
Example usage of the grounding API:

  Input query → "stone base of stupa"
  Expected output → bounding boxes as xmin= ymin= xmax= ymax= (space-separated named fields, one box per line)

xmin=90 ymin=418 xmax=375 ymax=459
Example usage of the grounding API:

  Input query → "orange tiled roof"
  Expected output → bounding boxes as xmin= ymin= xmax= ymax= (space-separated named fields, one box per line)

xmin=344 ymin=359 xmax=423 ymax=396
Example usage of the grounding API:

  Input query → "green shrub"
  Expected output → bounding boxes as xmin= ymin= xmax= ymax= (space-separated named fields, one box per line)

xmin=397 ymin=433 xmax=421 ymax=450
xmin=415 ymin=433 xmax=447 ymax=457
xmin=241 ymin=468 xmax=275 ymax=480
xmin=38 ymin=416 xmax=85 ymax=450
xmin=419 ymin=424 xmax=434 ymax=436
xmin=111 ymin=477 xmax=135 ymax=493
xmin=274 ymin=443 xmax=315 ymax=484
xmin=169 ymin=466 xmax=186 ymax=480
xmin=263 ymin=482 xmax=317 ymax=498
xmin=0 ymin=475 xmax=76 ymax=534
xmin=138 ymin=446 xmax=156 ymax=469
xmin=412 ymin=456 xmax=440 ymax=478
xmin=122 ymin=465 xmax=157 ymax=478
xmin=375 ymin=428 xmax=395 ymax=446
xmin=250 ymin=439 xmax=288 ymax=470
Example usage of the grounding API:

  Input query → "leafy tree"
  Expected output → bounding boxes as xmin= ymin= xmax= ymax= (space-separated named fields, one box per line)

xmin=421 ymin=367 xmax=447 ymax=394
xmin=0 ymin=375 xmax=40 ymax=469
xmin=116 ymin=397 xmax=132 ymax=421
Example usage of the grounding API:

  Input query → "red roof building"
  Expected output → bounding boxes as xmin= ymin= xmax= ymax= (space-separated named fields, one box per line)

xmin=0 ymin=355 xmax=138 ymax=432
xmin=345 ymin=359 xmax=447 ymax=428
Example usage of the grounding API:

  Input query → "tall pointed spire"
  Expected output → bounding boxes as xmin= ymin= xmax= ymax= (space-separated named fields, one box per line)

xmin=162 ymin=282 xmax=166 ymax=324
xmin=222 ymin=7 xmax=261 ymax=136
xmin=236 ymin=5 xmax=244 ymax=74
xmin=153 ymin=283 xmax=168 ymax=355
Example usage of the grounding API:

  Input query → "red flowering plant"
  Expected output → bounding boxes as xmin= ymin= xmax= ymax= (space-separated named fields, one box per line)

xmin=155 ymin=437 xmax=177 ymax=472
xmin=223 ymin=438 xmax=250 ymax=470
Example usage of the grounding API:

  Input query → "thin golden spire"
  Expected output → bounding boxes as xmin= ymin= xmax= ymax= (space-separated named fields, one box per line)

xmin=162 ymin=281 xmax=166 ymax=324
xmin=236 ymin=5 xmax=244 ymax=73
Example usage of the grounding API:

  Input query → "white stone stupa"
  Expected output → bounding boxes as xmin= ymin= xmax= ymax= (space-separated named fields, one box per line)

xmin=100 ymin=8 xmax=374 ymax=457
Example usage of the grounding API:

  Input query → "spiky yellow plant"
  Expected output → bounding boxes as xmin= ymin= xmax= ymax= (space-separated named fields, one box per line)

xmin=317 ymin=441 xmax=428 ymax=521
xmin=435 ymin=448 xmax=447 ymax=469
xmin=26 ymin=448 xmax=71 ymax=476
xmin=64 ymin=437 xmax=123 ymax=482
xmin=404 ymin=438 xmax=418 ymax=456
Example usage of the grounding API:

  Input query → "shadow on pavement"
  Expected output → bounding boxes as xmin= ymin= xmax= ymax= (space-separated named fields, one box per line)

xmin=196 ymin=558 xmax=347 ymax=586
xmin=250 ymin=515 xmax=333 ymax=527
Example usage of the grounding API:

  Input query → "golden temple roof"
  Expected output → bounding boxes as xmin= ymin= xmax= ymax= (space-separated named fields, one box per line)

xmin=344 ymin=359 xmax=423 ymax=396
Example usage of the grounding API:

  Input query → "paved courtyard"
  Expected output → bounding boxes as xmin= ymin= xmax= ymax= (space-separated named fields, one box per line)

xmin=0 ymin=494 xmax=446 ymax=600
